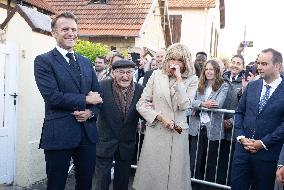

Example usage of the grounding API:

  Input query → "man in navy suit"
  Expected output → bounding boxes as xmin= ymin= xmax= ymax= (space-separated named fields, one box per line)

xmin=231 ymin=48 xmax=284 ymax=190
xmin=34 ymin=12 xmax=102 ymax=190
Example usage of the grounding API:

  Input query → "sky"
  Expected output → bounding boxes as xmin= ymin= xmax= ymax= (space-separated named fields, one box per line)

xmin=218 ymin=0 xmax=284 ymax=63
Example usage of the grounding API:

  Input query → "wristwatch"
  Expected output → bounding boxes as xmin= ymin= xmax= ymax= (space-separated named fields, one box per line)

xmin=88 ymin=112 xmax=95 ymax=120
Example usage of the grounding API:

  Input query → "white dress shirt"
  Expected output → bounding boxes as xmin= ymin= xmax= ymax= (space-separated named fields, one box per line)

xmin=56 ymin=46 xmax=76 ymax=63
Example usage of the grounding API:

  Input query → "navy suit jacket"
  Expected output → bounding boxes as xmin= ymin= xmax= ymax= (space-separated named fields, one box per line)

xmin=234 ymin=78 xmax=284 ymax=161
xmin=34 ymin=48 xmax=101 ymax=150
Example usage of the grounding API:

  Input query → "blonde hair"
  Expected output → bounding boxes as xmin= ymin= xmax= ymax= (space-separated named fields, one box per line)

xmin=162 ymin=43 xmax=195 ymax=78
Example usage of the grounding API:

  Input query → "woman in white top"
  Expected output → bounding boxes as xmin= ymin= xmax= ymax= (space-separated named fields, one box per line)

xmin=189 ymin=59 xmax=229 ymax=187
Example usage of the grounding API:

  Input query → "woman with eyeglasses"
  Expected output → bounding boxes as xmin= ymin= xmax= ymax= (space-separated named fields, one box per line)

xmin=133 ymin=43 xmax=198 ymax=190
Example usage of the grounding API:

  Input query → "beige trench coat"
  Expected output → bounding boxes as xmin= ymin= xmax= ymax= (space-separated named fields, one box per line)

xmin=133 ymin=70 xmax=198 ymax=190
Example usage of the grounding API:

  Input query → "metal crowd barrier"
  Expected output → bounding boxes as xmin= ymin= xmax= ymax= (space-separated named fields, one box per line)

xmin=133 ymin=107 xmax=236 ymax=190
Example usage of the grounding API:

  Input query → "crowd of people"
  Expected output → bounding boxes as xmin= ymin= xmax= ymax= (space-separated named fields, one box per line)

xmin=34 ymin=12 xmax=284 ymax=190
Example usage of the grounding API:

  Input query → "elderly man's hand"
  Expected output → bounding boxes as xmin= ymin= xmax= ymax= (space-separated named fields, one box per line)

xmin=276 ymin=167 xmax=284 ymax=184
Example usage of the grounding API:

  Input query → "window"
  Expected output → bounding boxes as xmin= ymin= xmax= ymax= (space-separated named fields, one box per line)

xmin=169 ymin=15 xmax=182 ymax=43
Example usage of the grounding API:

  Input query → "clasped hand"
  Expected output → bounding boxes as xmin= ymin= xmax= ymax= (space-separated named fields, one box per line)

xmin=86 ymin=91 xmax=103 ymax=105
xmin=72 ymin=109 xmax=92 ymax=122
xmin=201 ymin=100 xmax=219 ymax=109
xmin=161 ymin=116 xmax=175 ymax=130
xmin=240 ymin=138 xmax=263 ymax=153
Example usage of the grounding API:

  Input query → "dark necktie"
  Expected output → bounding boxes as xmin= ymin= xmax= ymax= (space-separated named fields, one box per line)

xmin=66 ymin=53 xmax=77 ymax=67
xmin=258 ymin=84 xmax=271 ymax=113
xmin=66 ymin=52 xmax=81 ymax=83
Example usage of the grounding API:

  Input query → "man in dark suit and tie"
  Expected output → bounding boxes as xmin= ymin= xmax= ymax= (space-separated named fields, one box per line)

xmin=231 ymin=48 xmax=284 ymax=190
xmin=94 ymin=59 xmax=144 ymax=190
xmin=34 ymin=12 xmax=102 ymax=190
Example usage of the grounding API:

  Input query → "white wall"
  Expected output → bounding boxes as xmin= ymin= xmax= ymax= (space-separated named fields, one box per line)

xmin=169 ymin=4 xmax=221 ymax=58
xmin=0 ymin=6 xmax=7 ymax=23
xmin=5 ymin=12 xmax=55 ymax=187
xmin=135 ymin=2 xmax=166 ymax=51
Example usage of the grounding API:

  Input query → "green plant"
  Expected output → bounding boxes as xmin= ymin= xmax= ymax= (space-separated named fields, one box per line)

xmin=74 ymin=40 xmax=109 ymax=65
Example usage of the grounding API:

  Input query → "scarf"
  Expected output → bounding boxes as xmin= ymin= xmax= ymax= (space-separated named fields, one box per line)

xmin=112 ymin=80 xmax=135 ymax=118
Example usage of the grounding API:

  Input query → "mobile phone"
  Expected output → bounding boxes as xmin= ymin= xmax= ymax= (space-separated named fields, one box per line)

xmin=244 ymin=65 xmax=257 ymax=80
xmin=130 ymin=53 xmax=140 ymax=66
xmin=242 ymin=41 xmax=253 ymax=47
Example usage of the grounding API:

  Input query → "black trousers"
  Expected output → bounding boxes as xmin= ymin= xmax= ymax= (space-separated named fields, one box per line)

xmin=95 ymin=150 xmax=132 ymax=190
xmin=44 ymin=129 xmax=96 ymax=190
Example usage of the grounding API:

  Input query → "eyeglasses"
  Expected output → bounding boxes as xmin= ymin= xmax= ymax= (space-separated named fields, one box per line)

xmin=115 ymin=70 xmax=134 ymax=76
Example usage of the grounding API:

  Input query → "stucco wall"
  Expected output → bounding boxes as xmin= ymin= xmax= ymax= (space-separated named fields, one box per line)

xmin=135 ymin=3 xmax=166 ymax=51
xmin=87 ymin=36 xmax=135 ymax=52
xmin=5 ymin=12 xmax=55 ymax=187
xmin=169 ymin=5 xmax=220 ymax=58
xmin=0 ymin=4 xmax=7 ymax=23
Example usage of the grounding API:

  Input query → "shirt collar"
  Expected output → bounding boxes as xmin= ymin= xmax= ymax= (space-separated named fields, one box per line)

xmin=262 ymin=76 xmax=282 ymax=89
xmin=55 ymin=46 xmax=74 ymax=58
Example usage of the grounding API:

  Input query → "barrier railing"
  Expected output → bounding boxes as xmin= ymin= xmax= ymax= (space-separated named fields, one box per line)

xmin=133 ymin=107 xmax=236 ymax=190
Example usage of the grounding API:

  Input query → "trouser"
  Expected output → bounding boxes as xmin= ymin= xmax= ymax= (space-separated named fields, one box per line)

xmin=95 ymin=150 xmax=132 ymax=190
xmin=44 ymin=127 xmax=96 ymax=190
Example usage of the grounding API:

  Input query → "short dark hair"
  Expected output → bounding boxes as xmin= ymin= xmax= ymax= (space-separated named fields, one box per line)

xmin=231 ymin=54 xmax=245 ymax=65
xmin=261 ymin=48 xmax=283 ymax=64
xmin=51 ymin=12 xmax=77 ymax=30
xmin=96 ymin=56 xmax=107 ymax=64
xmin=196 ymin=51 xmax=207 ymax=58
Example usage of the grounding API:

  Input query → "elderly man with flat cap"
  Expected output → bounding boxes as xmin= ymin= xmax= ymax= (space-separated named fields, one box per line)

xmin=95 ymin=59 xmax=144 ymax=190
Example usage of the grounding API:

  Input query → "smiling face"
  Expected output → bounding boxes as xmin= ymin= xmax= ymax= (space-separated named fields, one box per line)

xmin=113 ymin=68 xmax=134 ymax=88
xmin=204 ymin=62 xmax=216 ymax=81
xmin=230 ymin=56 xmax=244 ymax=76
xmin=52 ymin=17 xmax=77 ymax=51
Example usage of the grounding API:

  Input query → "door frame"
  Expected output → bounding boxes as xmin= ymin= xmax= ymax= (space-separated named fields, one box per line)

xmin=0 ymin=43 xmax=18 ymax=185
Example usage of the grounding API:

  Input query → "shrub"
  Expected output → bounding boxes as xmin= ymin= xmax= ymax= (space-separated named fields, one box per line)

xmin=74 ymin=40 xmax=109 ymax=65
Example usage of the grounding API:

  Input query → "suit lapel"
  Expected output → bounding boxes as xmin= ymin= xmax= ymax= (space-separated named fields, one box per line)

xmin=160 ymin=74 xmax=173 ymax=110
xmin=260 ymin=79 xmax=284 ymax=113
xmin=107 ymin=80 xmax=124 ymax=122
xmin=124 ymin=83 xmax=140 ymax=123
xmin=75 ymin=54 xmax=87 ymax=93
xmin=52 ymin=49 xmax=81 ymax=90
xmin=254 ymin=80 xmax=263 ymax=114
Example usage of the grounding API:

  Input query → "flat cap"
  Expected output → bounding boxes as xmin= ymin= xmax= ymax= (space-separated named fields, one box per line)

xmin=112 ymin=59 xmax=136 ymax=70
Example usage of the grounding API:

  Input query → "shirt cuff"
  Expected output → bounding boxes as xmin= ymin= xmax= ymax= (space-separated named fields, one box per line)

xmin=237 ymin=135 xmax=245 ymax=142
xmin=278 ymin=165 xmax=284 ymax=169
xmin=260 ymin=140 xmax=268 ymax=150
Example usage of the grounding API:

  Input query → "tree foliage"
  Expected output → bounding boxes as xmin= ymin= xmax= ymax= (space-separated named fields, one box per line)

xmin=74 ymin=40 xmax=109 ymax=65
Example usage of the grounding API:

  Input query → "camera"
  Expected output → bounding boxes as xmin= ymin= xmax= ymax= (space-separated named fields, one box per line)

xmin=130 ymin=52 xmax=140 ymax=67
xmin=244 ymin=65 xmax=257 ymax=81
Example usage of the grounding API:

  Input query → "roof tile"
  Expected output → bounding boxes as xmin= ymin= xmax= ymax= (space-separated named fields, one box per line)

xmin=26 ymin=0 xmax=56 ymax=14
xmin=46 ymin=0 xmax=152 ymax=37
xmin=168 ymin=0 xmax=216 ymax=8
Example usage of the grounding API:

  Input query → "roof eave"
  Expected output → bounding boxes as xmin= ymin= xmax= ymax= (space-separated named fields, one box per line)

xmin=79 ymin=34 xmax=138 ymax=38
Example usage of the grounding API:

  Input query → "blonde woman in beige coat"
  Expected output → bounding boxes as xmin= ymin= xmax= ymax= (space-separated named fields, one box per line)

xmin=133 ymin=43 xmax=198 ymax=190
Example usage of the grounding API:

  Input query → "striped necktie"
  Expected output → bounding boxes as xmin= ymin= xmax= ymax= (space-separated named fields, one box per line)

xmin=258 ymin=84 xmax=271 ymax=113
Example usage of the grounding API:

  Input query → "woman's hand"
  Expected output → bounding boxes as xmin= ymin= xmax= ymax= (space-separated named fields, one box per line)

xmin=169 ymin=63 xmax=182 ymax=82
xmin=156 ymin=114 xmax=174 ymax=130
xmin=201 ymin=100 xmax=219 ymax=108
